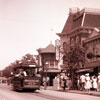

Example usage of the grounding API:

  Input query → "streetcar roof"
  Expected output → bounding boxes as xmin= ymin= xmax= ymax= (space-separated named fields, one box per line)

xmin=13 ymin=64 xmax=40 ymax=70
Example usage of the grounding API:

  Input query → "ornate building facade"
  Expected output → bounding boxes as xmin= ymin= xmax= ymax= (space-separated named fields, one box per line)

xmin=83 ymin=29 xmax=100 ymax=75
xmin=37 ymin=43 xmax=60 ymax=86
xmin=57 ymin=8 xmax=100 ymax=74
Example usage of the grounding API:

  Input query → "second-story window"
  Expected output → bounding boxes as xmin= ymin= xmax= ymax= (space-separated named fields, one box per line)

xmin=76 ymin=36 xmax=80 ymax=44
xmin=70 ymin=38 xmax=74 ymax=46
xmin=50 ymin=60 xmax=54 ymax=66
xmin=63 ymin=42 xmax=67 ymax=53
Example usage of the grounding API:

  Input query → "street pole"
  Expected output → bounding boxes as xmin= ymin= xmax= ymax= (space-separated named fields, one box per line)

xmin=44 ymin=61 xmax=48 ymax=90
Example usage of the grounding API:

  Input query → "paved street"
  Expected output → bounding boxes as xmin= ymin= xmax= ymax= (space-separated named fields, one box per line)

xmin=0 ymin=84 xmax=100 ymax=100
xmin=0 ymin=84 xmax=50 ymax=100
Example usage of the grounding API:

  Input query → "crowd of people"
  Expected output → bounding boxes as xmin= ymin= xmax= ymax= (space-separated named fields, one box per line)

xmin=53 ymin=72 xmax=100 ymax=92
xmin=78 ymin=73 xmax=100 ymax=92
xmin=54 ymin=74 xmax=71 ymax=90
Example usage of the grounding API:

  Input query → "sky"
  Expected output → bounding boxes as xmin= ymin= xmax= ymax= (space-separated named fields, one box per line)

xmin=0 ymin=0 xmax=100 ymax=70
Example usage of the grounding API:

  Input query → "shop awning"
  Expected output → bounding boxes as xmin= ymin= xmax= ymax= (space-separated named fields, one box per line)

xmin=76 ymin=68 xmax=93 ymax=73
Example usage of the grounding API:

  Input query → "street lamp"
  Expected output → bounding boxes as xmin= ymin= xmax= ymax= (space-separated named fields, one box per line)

xmin=44 ymin=61 xmax=49 ymax=89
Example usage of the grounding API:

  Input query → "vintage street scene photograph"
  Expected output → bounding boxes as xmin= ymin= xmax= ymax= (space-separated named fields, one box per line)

xmin=0 ymin=0 xmax=100 ymax=100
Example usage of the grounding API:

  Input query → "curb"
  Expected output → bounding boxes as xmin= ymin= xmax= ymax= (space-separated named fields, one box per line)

xmin=45 ymin=87 xmax=100 ymax=97
xmin=68 ymin=90 xmax=100 ymax=97
xmin=56 ymin=89 xmax=100 ymax=97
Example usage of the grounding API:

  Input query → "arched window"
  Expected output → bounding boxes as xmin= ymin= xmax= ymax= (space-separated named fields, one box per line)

xmin=63 ymin=42 xmax=67 ymax=53
xmin=76 ymin=36 xmax=80 ymax=43
xmin=71 ymin=38 xmax=74 ymax=44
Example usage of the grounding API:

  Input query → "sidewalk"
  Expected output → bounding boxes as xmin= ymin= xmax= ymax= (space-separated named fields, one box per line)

xmin=41 ymin=86 xmax=100 ymax=97
xmin=40 ymin=87 xmax=100 ymax=100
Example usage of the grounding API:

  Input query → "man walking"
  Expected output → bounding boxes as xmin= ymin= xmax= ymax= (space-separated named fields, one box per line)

xmin=80 ymin=74 xmax=85 ymax=91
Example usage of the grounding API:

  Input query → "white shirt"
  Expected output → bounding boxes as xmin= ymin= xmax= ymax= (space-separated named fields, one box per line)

xmin=80 ymin=75 xmax=86 ymax=83
xmin=98 ymin=75 xmax=100 ymax=82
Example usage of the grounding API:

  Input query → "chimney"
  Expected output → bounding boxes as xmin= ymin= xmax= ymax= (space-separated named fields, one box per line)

xmin=69 ymin=7 xmax=80 ymax=15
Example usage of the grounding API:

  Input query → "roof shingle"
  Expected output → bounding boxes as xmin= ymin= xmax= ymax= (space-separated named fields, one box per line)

xmin=40 ymin=44 xmax=55 ymax=54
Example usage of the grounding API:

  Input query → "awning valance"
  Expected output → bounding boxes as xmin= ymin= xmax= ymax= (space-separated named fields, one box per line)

xmin=76 ymin=68 xmax=93 ymax=73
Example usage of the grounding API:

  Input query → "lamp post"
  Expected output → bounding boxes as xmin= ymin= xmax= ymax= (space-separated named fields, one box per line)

xmin=44 ymin=61 xmax=49 ymax=89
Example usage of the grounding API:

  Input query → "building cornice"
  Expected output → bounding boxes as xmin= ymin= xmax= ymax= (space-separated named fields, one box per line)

xmin=67 ymin=26 xmax=94 ymax=37
xmin=56 ymin=32 xmax=67 ymax=37
xmin=57 ymin=26 xmax=94 ymax=38
xmin=83 ymin=33 xmax=100 ymax=43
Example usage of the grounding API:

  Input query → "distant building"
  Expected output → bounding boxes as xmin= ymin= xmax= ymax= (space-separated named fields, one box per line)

xmin=37 ymin=43 xmax=60 ymax=86
xmin=0 ymin=70 xmax=3 ymax=77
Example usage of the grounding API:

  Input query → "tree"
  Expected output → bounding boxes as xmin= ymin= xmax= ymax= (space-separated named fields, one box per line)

xmin=3 ymin=66 xmax=13 ymax=77
xmin=64 ymin=44 xmax=85 ymax=89
xmin=21 ymin=53 xmax=37 ymax=65
xmin=2 ymin=53 xmax=37 ymax=77
xmin=65 ymin=45 xmax=85 ymax=69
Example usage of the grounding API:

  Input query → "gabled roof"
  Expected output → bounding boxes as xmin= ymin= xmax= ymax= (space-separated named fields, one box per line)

xmin=40 ymin=44 xmax=55 ymax=54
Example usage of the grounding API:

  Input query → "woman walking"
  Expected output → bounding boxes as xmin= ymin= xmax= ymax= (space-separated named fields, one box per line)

xmin=97 ymin=73 xmax=100 ymax=92
xmin=85 ymin=73 xmax=91 ymax=91
xmin=92 ymin=76 xmax=97 ymax=91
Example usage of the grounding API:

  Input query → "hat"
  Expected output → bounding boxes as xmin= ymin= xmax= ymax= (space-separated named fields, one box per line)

xmin=85 ymin=73 xmax=89 ymax=76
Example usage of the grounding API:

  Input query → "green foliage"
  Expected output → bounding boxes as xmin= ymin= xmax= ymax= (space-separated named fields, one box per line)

xmin=2 ymin=66 xmax=13 ymax=77
xmin=2 ymin=53 xmax=37 ymax=77
xmin=21 ymin=53 xmax=37 ymax=65
xmin=65 ymin=45 xmax=85 ymax=69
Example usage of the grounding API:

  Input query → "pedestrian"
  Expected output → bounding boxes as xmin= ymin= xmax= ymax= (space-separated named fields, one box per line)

xmin=97 ymin=73 xmax=100 ymax=92
xmin=66 ymin=77 xmax=72 ymax=90
xmin=80 ymin=74 xmax=86 ymax=91
xmin=77 ymin=76 xmax=80 ymax=90
xmin=60 ymin=75 xmax=63 ymax=87
xmin=62 ymin=77 xmax=66 ymax=90
xmin=43 ymin=77 xmax=47 ymax=90
xmin=84 ymin=73 xmax=91 ymax=91
xmin=92 ymin=75 xmax=97 ymax=91
xmin=15 ymin=69 xmax=26 ymax=87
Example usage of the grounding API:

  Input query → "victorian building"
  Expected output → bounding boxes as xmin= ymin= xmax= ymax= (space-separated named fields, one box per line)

xmin=83 ymin=29 xmax=100 ymax=75
xmin=37 ymin=43 xmax=60 ymax=86
xmin=57 ymin=8 xmax=100 ymax=74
